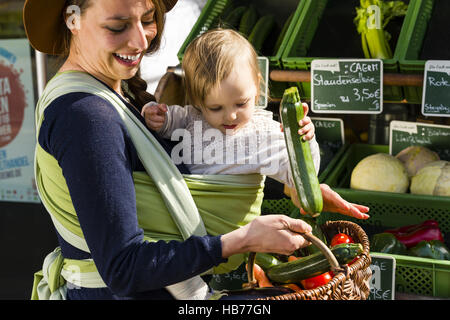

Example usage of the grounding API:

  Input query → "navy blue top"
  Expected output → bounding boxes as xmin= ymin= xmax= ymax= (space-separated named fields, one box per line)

xmin=38 ymin=85 xmax=227 ymax=299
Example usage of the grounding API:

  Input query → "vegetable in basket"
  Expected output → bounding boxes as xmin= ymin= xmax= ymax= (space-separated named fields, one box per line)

xmin=267 ymin=243 xmax=363 ymax=284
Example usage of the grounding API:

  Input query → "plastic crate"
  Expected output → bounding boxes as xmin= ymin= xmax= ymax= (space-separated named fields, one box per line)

xmin=320 ymin=143 xmax=450 ymax=231
xmin=397 ymin=0 xmax=444 ymax=104
xmin=319 ymin=143 xmax=450 ymax=298
xmin=176 ymin=0 xmax=306 ymax=98
xmin=373 ymin=252 xmax=450 ymax=298
xmin=281 ymin=0 xmax=416 ymax=102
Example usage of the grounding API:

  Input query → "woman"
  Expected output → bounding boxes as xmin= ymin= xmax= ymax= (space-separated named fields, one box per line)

xmin=24 ymin=0 xmax=369 ymax=300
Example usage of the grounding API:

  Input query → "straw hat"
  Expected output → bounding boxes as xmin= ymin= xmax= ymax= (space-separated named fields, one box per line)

xmin=23 ymin=0 xmax=178 ymax=55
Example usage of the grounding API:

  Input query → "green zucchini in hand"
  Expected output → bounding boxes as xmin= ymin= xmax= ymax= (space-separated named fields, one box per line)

xmin=280 ymin=87 xmax=323 ymax=216
xmin=267 ymin=243 xmax=363 ymax=284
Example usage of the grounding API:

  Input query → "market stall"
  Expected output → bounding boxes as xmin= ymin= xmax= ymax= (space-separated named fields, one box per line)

xmin=180 ymin=0 xmax=450 ymax=300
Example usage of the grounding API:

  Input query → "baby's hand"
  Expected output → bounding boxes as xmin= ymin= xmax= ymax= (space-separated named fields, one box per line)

xmin=298 ymin=103 xmax=315 ymax=141
xmin=280 ymin=103 xmax=315 ymax=141
xmin=142 ymin=102 xmax=168 ymax=131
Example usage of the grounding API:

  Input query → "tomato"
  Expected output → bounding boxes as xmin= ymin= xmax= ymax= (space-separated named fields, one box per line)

xmin=330 ymin=233 xmax=354 ymax=247
xmin=300 ymin=271 xmax=334 ymax=290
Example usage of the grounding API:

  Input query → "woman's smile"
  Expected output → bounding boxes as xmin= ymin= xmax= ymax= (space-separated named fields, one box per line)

xmin=113 ymin=52 xmax=142 ymax=66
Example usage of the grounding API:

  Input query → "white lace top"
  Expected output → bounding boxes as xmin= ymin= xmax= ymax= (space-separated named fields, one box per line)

xmin=150 ymin=103 xmax=321 ymax=188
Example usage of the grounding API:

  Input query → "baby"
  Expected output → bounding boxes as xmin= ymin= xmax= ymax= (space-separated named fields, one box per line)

xmin=142 ymin=28 xmax=320 ymax=193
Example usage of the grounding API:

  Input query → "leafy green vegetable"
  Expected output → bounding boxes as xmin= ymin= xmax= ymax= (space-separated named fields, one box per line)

xmin=354 ymin=0 xmax=408 ymax=59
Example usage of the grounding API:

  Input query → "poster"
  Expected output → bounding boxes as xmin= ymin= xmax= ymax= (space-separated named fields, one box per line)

xmin=0 ymin=39 xmax=39 ymax=203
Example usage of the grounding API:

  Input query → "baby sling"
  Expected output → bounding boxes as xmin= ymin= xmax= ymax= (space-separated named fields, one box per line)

xmin=31 ymin=71 xmax=265 ymax=300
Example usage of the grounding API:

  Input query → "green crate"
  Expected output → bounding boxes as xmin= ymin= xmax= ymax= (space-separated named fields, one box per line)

xmin=374 ymin=252 xmax=450 ymax=298
xmin=281 ymin=0 xmax=417 ymax=102
xmin=320 ymin=143 xmax=450 ymax=231
xmin=319 ymin=143 xmax=450 ymax=298
xmin=176 ymin=0 xmax=307 ymax=98
xmin=397 ymin=0 xmax=439 ymax=104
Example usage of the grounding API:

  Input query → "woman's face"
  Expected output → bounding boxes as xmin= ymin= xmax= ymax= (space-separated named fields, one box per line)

xmin=203 ymin=59 xmax=259 ymax=135
xmin=70 ymin=0 xmax=157 ymax=90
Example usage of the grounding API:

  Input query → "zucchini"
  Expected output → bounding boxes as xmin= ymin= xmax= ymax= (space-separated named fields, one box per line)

xmin=248 ymin=15 xmax=275 ymax=52
xmin=238 ymin=5 xmax=259 ymax=37
xmin=280 ymin=87 xmax=323 ymax=217
xmin=223 ymin=6 xmax=247 ymax=29
xmin=267 ymin=243 xmax=363 ymax=284
xmin=255 ymin=253 xmax=282 ymax=271
xmin=244 ymin=252 xmax=282 ymax=271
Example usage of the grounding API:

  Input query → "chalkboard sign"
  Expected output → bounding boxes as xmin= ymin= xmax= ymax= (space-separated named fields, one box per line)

xmin=257 ymin=57 xmax=269 ymax=109
xmin=389 ymin=120 xmax=450 ymax=161
xmin=312 ymin=117 xmax=345 ymax=176
xmin=369 ymin=254 xmax=396 ymax=300
xmin=422 ymin=60 xmax=450 ymax=117
xmin=311 ymin=59 xmax=383 ymax=114
xmin=311 ymin=117 xmax=345 ymax=150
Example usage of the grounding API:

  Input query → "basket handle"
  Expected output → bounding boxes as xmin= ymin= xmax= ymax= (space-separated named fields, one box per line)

xmin=246 ymin=232 xmax=341 ymax=288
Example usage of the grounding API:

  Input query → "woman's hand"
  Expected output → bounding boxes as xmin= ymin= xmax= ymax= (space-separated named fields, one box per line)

xmin=289 ymin=184 xmax=370 ymax=220
xmin=221 ymin=215 xmax=312 ymax=258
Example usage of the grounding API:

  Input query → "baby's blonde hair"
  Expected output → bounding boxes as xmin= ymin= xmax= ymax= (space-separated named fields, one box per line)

xmin=182 ymin=28 xmax=262 ymax=109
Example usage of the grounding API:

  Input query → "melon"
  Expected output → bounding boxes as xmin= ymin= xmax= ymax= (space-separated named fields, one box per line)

xmin=410 ymin=160 xmax=450 ymax=196
xmin=395 ymin=146 xmax=440 ymax=177
xmin=350 ymin=153 xmax=409 ymax=193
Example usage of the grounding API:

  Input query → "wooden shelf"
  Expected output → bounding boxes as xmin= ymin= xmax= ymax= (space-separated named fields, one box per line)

xmin=269 ymin=70 xmax=424 ymax=87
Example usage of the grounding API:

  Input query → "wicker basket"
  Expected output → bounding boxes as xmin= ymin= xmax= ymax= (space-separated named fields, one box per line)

xmin=245 ymin=220 xmax=372 ymax=300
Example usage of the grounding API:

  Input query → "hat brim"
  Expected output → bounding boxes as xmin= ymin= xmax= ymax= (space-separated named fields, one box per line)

xmin=23 ymin=0 xmax=66 ymax=55
xmin=23 ymin=0 xmax=178 ymax=55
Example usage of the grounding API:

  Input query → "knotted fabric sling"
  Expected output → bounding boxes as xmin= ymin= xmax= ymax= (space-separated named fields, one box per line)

xmin=32 ymin=71 xmax=265 ymax=300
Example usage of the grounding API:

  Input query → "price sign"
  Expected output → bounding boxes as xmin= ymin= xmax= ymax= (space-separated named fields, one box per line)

xmin=311 ymin=59 xmax=383 ymax=114
xmin=369 ymin=254 xmax=396 ymax=300
xmin=422 ymin=60 xmax=450 ymax=117
xmin=389 ymin=120 xmax=450 ymax=161
xmin=312 ymin=117 xmax=345 ymax=177
xmin=311 ymin=117 xmax=345 ymax=150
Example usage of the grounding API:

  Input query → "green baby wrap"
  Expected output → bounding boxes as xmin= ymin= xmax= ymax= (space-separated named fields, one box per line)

xmin=32 ymin=72 xmax=264 ymax=299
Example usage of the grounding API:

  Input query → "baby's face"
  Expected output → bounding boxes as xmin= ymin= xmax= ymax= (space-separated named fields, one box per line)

xmin=202 ymin=61 xmax=259 ymax=135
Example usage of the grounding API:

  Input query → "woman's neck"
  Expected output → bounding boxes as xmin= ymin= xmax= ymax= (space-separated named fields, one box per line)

xmin=59 ymin=56 xmax=122 ymax=95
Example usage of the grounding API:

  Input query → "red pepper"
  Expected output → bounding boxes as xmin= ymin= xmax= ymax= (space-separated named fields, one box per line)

xmin=385 ymin=220 xmax=439 ymax=236
xmin=391 ymin=226 xmax=444 ymax=248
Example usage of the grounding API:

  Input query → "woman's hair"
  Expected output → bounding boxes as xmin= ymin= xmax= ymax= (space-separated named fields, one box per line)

xmin=182 ymin=28 xmax=262 ymax=109
xmin=60 ymin=0 xmax=167 ymax=107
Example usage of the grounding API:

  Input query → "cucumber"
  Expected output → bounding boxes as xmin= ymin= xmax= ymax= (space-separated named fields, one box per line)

xmin=255 ymin=253 xmax=282 ymax=271
xmin=267 ymin=243 xmax=363 ymax=284
xmin=248 ymin=15 xmax=275 ymax=52
xmin=238 ymin=5 xmax=259 ymax=37
xmin=223 ymin=6 xmax=247 ymax=29
xmin=280 ymin=87 xmax=323 ymax=217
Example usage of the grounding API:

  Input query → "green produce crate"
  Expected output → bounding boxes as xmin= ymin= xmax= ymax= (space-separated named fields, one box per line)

xmin=176 ymin=0 xmax=306 ymax=98
xmin=319 ymin=143 xmax=450 ymax=298
xmin=373 ymin=252 xmax=450 ymax=298
xmin=281 ymin=0 xmax=416 ymax=102
xmin=397 ymin=0 xmax=445 ymax=104
xmin=261 ymin=142 xmax=349 ymax=214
